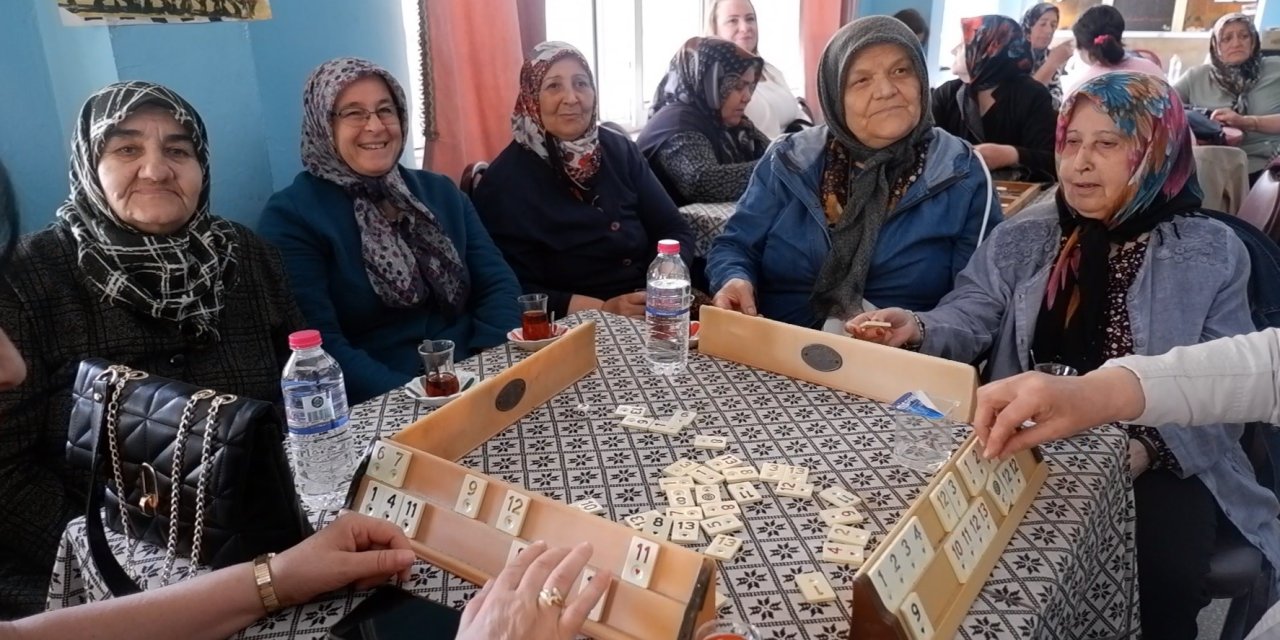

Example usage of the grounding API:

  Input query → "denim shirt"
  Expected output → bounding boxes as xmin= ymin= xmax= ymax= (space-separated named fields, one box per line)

xmin=921 ymin=203 xmax=1280 ymax=589
xmin=706 ymin=125 xmax=1001 ymax=328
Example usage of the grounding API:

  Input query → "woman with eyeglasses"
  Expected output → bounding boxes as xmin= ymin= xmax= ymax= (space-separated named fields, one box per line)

xmin=259 ymin=58 xmax=521 ymax=405
xmin=636 ymin=37 xmax=770 ymax=205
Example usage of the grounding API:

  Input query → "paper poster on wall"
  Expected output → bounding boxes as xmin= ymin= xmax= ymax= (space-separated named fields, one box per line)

xmin=56 ymin=0 xmax=271 ymax=25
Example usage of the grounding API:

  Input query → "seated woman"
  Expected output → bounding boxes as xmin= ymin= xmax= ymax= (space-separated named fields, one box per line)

xmin=1060 ymin=5 xmax=1163 ymax=94
xmin=0 ymin=82 xmax=303 ymax=617
xmin=1023 ymin=3 xmax=1072 ymax=108
xmin=932 ymin=15 xmax=1057 ymax=182
xmin=473 ymin=42 xmax=696 ymax=320
xmin=707 ymin=0 xmax=810 ymax=139
xmin=636 ymin=37 xmax=769 ymax=205
xmin=259 ymin=58 xmax=521 ymax=404
xmin=850 ymin=72 xmax=1280 ymax=640
xmin=706 ymin=16 xmax=1001 ymax=330
xmin=1175 ymin=13 xmax=1280 ymax=183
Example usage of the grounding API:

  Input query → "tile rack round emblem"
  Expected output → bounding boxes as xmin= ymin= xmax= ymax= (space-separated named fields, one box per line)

xmin=800 ymin=344 xmax=842 ymax=372
xmin=495 ymin=378 xmax=527 ymax=412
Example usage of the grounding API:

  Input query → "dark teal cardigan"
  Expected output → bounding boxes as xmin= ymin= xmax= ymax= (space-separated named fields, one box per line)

xmin=259 ymin=167 xmax=521 ymax=404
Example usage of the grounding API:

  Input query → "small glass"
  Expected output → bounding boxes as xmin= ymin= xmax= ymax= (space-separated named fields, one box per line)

xmin=417 ymin=339 xmax=458 ymax=397
xmin=694 ymin=619 xmax=762 ymax=640
xmin=891 ymin=397 xmax=961 ymax=473
xmin=517 ymin=293 xmax=551 ymax=340
xmin=1034 ymin=362 xmax=1080 ymax=377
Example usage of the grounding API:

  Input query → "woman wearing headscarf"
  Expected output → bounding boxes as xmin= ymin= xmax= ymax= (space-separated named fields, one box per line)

xmin=932 ymin=15 xmax=1058 ymax=182
xmin=0 ymin=82 xmax=304 ymax=617
xmin=259 ymin=58 xmax=521 ymax=405
xmin=473 ymin=42 xmax=695 ymax=320
xmin=1022 ymin=3 xmax=1072 ymax=108
xmin=706 ymin=16 xmax=1000 ymax=330
xmin=636 ymin=37 xmax=770 ymax=205
xmin=1176 ymin=13 xmax=1280 ymax=182
xmin=706 ymin=0 xmax=811 ymax=139
xmin=851 ymin=72 xmax=1280 ymax=640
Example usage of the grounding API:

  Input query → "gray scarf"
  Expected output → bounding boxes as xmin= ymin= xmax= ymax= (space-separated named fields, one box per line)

xmin=811 ymin=16 xmax=934 ymax=321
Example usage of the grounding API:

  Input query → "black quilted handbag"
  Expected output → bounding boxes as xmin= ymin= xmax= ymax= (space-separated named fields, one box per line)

xmin=65 ymin=359 xmax=312 ymax=594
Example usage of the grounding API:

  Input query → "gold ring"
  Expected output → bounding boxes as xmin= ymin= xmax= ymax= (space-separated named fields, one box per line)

xmin=538 ymin=586 xmax=565 ymax=608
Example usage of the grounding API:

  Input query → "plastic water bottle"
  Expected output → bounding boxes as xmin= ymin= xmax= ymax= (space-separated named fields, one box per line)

xmin=281 ymin=330 xmax=356 ymax=511
xmin=646 ymin=239 xmax=691 ymax=375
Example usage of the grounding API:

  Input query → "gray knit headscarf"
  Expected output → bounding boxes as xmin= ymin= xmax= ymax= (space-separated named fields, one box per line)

xmin=811 ymin=16 xmax=934 ymax=320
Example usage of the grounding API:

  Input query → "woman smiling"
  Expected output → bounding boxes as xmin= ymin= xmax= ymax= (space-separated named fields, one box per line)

xmin=0 ymin=81 xmax=303 ymax=616
xmin=259 ymin=58 xmax=521 ymax=404
xmin=706 ymin=16 xmax=999 ymax=329
xmin=474 ymin=42 xmax=694 ymax=320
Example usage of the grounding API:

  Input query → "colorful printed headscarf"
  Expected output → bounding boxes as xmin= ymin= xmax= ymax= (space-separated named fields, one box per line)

xmin=644 ymin=36 xmax=768 ymax=164
xmin=1033 ymin=71 xmax=1201 ymax=374
xmin=302 ymin=58 xmax=469 ymax=314
xmin=960 ymin=15 xmax=1034 ymax=90
xmin=56 ymin=81 xmax=238 ymax=341
xmin=1209 ymin=13 xmax=1262 ymax=114
xmin=512 ymin=41 xmax=602 ymax=199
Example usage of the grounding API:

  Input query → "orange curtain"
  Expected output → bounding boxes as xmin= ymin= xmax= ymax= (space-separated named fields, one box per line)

xmin=799 ymin=0 xmax=854 ymax=124
xmin=421 ymin=0 xmax=524 ymax=182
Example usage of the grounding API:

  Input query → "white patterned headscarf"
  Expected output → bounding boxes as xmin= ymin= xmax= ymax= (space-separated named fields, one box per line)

xmin=301 ymin=58 xmax=469 ymax=313
xmin=511 ymin=42 xmax=602 ymax=199
xmin=57 ymin=81 xmax=237 ymax=342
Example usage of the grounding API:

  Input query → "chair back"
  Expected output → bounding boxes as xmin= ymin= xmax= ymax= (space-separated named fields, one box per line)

xmin=1199 ymin=210 xmax=1280 ymax=330
xmin=460 ymin=161 xmax=489 ymax=197
xmin=1132 ymin=48 xmax=1163 ymax=69
xmin=1167 ymin=54 xmax=1184 ymax=84
xmin=1236 ymin=158 xmax=1280 ymax=244
xmin=1194 ymin=146 xmax=1250 ymax=214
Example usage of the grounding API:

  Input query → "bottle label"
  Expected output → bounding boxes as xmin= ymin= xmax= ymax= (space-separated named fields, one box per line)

xmin=645 ymin=304 xmax=690 ymax=318
xmin=289 ymin=392 xmax=346 ymax=435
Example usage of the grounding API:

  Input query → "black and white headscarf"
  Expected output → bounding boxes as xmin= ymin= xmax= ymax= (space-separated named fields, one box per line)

xmin=57 ymin=81 xmax=237 ymax=341
xmin=301 ymin=58 xmax=469 ymax=313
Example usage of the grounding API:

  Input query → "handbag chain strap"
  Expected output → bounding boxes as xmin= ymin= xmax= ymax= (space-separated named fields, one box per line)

xmin=160 ymin=389 xmax=217 ymax=586
xmin=102 ymin=365 xmax=149 ymax=551
xmin=188 ymin=394 xmax=237 ymax=575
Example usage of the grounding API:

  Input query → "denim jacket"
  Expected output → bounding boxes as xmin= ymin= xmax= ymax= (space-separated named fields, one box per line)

xmin=921 ymin=203 xmax=1280 ymax=588
xmin=706 ymin=125 xmax=1001 ymax=328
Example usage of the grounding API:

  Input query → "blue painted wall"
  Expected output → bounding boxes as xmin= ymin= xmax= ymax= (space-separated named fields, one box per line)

xmin=0 ymin=0 xmax=411 ymax=233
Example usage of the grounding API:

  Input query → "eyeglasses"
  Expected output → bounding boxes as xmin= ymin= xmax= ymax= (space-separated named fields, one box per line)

xmin=333 ymin=106 xmax=400 ymax=128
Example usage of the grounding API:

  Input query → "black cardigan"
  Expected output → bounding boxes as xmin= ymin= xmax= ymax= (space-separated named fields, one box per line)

xmin=472 ymin=129 xmax=696 ymax=318
xmin=932 ymin=76 xmax=1058 ymax=183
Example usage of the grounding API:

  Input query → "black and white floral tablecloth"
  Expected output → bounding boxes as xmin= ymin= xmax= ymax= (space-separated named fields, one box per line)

xmin=50 ymin=312 xmax=1138 ymax=639
xmin=677 ymin=202 xmax=734 ymax=259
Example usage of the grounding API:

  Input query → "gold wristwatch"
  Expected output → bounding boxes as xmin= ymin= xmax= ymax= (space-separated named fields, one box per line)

xmin=253 ymin=552 xmax=282 ymax=614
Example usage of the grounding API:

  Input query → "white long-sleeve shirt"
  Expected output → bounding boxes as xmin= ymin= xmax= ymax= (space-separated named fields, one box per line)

xmin=1103 ymin=328 xmax=1280 ymax=427
xmin=1102 ymin=328 xmax=1280 ymax=640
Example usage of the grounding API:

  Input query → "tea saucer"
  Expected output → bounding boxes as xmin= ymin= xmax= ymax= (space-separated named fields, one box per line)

xmin=402 ymin=370 xmax=478 ymax=407
xmin=506 ymin=324 xmax=567 ymax=351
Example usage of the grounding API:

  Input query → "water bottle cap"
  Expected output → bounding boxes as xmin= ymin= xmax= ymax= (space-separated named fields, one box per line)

xmin=288 ymin=330 xmax=323 ymax=350
xmin=657 ymin=239 xmax=680 ymax=255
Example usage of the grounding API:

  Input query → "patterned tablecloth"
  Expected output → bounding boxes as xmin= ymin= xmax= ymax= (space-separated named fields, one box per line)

xmin=49 ymin=312 xmax=1139 ymax=639
xmin=678 ymin=202 xmax=735 ymax=259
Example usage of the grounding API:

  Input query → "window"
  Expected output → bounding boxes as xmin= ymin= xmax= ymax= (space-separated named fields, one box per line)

xmin=1049 ymin=0 xmax=1256 ymax=31
xmin=546 ymin=0 xmax=804 ymax=130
